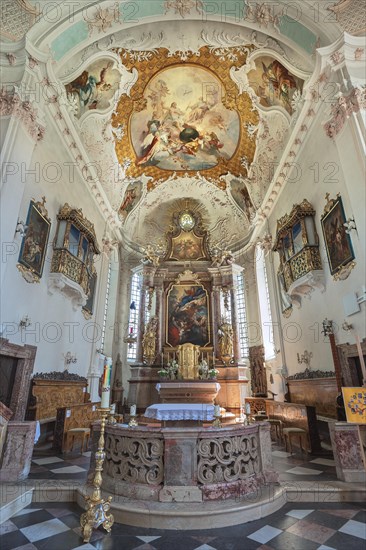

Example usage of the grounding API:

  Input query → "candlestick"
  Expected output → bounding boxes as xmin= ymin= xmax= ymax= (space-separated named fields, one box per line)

xmin=100 ymin=358 xmax=112 ymax=409
xmin=80 ymin=407 xmax=114 ymax=542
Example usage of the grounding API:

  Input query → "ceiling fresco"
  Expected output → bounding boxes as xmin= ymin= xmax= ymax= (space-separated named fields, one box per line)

xmin=246 ymin=56 xmax=304 ymax=115
xmin=65 ymin=59 xmax=121 ymax=118
xmin=130 ymin=65 xmax=240 ymax=172
xmin=111 ymin=46 xmax=259 ymax=185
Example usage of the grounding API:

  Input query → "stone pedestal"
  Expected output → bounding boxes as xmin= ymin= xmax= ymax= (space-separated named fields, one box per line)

xmin=329 ymin=422 xmax=366 ymax=483
xmin=0 ymin=421 xmax=36 ymax=481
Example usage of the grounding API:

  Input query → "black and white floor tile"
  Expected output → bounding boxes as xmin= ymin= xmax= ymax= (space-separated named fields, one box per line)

xmin=2 ymin=440 xmax=361 ymax=549
xmin=1 ymin=501 xmax=365 ymax=550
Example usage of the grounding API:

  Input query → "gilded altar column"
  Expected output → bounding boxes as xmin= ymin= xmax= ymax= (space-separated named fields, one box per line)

xmin=155 ymin=286 xmax=163 ymax=364
xmin=136 ymin=265 xmax=156 ymax=363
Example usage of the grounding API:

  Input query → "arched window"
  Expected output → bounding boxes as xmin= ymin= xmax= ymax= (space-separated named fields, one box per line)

xmin=127 ymin=272 xmax=141 ymax=361
xmin=100 ymin=261 xmax=111 ymax=354
xmin=256 ymin=246 xmax=275 ymax=360
xmin=236 ymin=272 xmax=249 ymax=359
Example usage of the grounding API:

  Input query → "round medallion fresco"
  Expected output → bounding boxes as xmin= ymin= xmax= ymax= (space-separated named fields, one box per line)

xmin=130 ymin=65 xmax=240 ymax=171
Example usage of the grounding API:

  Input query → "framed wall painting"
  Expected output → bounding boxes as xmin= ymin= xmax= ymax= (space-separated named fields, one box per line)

xmin=321 ymin=194 xmax=355 ymax=280
xmin=17 ymin=198 xmax=51 ymax=283
xmin=342 ymin=387 xmax=366 ymax=424
xmin=166 ymin=283 xmax=210 ymax=347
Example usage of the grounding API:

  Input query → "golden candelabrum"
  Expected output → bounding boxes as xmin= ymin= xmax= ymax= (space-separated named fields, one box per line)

xmin=80 ymin=407 xmax=114 ymax=543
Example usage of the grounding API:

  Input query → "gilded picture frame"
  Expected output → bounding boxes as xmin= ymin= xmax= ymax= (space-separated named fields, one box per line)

xmin=166 ymin=283 xmax=210 ymax=348
xmin=17 ymin=199 xmax=51 ymax=282
xmin=321 ymin=195 xmax=355 ymax=277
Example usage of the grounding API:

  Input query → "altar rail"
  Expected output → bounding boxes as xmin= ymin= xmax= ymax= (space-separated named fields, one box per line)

xmin=89 ymin=422 xmax=278 ymax=502
xmin=53 ymin=401 xmax=100 ymax=452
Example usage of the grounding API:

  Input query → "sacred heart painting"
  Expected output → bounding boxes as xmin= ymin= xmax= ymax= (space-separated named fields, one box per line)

xmin=167 ymin=284 xmax=210 ymax=348
xmin=130 ymin=65 xmax=240 ymax=171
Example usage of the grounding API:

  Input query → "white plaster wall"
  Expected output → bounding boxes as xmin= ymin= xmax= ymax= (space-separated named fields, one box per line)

xmin=1 ymin=114 xmax=110 ymax=379
xmin=267 ymin=112 xmax=366 ymax=380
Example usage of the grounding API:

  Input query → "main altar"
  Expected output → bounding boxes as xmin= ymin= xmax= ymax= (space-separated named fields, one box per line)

xmin=126 ymin=207 xmax=249 ymax=414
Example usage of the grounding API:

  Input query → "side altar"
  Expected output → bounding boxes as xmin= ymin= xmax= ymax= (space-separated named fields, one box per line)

xmin=126 ymin=207 xmax=249 ymax=414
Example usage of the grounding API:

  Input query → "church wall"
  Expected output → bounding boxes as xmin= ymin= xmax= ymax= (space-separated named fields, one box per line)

xmin=1 ymin=115 xmax=111 ymax=380
xmin=266 ymin=112 xmax=365 ymax=383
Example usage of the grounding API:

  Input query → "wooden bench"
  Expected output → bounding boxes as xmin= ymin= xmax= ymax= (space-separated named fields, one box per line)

xmin=53 ymin=401 xmax=100 ymax=452
xmin=265 ymin=400 xmax=321 ymax=453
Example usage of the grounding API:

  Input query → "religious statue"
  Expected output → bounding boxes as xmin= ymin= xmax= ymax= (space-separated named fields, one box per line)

xmin=142 ymin=316 xmax=158 ymax=365
xmin=176 ymin=343 xmax=200 ymax=379
xmin=210 ymin=246 xmax=234 ymax=267
xmin=140 ymin=244 xmax=160 ymax=267
xmin=218 ymin=319 xmax=234 ymax=364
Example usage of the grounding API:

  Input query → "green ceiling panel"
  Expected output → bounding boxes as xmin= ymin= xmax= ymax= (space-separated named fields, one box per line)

xmin=51 ymin=20 xmax=88 ymax=61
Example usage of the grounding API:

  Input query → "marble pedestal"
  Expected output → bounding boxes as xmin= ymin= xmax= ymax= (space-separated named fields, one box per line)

xmin=0 ymin=421 xmax=36 ymax=481
xmin=329 ymin=422 xmax=366 ymax=482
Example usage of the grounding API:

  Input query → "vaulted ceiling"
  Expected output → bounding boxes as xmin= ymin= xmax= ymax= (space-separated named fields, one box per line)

xmin=2 ymin=0 xmax=365 ymax=253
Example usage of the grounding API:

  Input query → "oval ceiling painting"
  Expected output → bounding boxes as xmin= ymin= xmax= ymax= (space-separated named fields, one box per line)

xmin=130 ymin=66 xmax=240 ymax=171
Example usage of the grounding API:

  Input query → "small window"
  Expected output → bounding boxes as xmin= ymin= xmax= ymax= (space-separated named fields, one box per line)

xmin=81 ymin=237 xmax=89 ymax=263
xmin=68 ymin=224 xmax=80 ymax=257
xmin=292 ymin=222 xmax=303 ymax=254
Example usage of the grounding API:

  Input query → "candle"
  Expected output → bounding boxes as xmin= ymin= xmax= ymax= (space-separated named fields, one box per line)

xmin=100 ymin=357 xmax=112 ymax=408
xmin=214 ymin=404 xmax=220 ymax=416
xmin=110 ymin=403 xmax=116 ymax=414
xmin=130 ymin=404 xmax=136 ymax=416
xmin=245 ymin=403 xmax=251 ymax=415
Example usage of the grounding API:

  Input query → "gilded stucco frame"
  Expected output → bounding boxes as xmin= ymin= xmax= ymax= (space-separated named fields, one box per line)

xmin=112 ymin=46 xmax=258 ymax=189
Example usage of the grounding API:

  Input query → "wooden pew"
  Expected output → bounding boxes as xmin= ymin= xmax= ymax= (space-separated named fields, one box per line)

xmin=265 ymin=400 xmax=321 ymax=453
xmin=53 ymin=401 xmax=100 ymax=452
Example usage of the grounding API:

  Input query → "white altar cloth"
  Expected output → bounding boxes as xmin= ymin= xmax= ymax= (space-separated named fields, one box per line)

xmin=145 ymin=403 xmax=215 ymax=421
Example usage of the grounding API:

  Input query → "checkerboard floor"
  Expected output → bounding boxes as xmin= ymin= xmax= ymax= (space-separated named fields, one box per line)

xmin=1 ymin=501 xmax=365 ymax=550
xmin=16 ymin=437 xmax=360 ymax=548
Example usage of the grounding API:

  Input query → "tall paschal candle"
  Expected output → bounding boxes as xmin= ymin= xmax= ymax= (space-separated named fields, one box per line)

xmin=101 ymin=357 xmax=112 ymax=408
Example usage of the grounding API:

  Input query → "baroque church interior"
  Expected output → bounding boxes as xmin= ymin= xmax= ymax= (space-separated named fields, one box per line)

xmin=0 ymin=1 xmax=365 ymax=549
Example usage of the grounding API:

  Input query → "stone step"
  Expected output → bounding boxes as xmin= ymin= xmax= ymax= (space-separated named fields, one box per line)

xmin=0 ymin=484 xmax=34 ymax=524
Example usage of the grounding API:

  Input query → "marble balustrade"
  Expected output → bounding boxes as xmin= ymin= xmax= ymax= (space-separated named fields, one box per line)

xmin=89 ymin=422 xmax=278 ymax=503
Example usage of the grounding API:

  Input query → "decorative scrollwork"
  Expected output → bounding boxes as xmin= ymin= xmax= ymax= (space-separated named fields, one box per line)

xmin=197 ymin=434 xmax=260 ymax=484
xmin=105 ymin=434 xmax=164 ymax=485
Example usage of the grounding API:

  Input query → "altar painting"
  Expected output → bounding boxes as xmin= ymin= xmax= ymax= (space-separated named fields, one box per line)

xmin=130 ymin=65 xmax=240 ymax=171
xmin=247 ymin=56 xmax=303 ymax=115
xmin=167 ymin=284 xmax=209 ymax=347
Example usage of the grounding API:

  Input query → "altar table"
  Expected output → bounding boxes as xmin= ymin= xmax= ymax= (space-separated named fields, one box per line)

xmin=145 ymin=403 xmax=215 ymax=421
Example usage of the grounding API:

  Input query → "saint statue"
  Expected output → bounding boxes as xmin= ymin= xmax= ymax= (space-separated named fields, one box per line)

xmin=142 ymin=316 xmax=158 ymax=365
xmin=218 ymin=319 xmax=234 ymax=363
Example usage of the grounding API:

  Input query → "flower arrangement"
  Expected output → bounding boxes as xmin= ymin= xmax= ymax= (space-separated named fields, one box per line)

xmin=158 ymin=359 xmax=179 ymax=380
xmin=208 ymin=368 xmax=219 ymax=379
xmin=157 ymin=368 xmax=169 ymax=378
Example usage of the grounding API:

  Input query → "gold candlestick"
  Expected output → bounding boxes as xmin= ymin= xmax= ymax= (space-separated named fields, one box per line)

xmin=80 ymin=407 xmax=114 ymax=543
